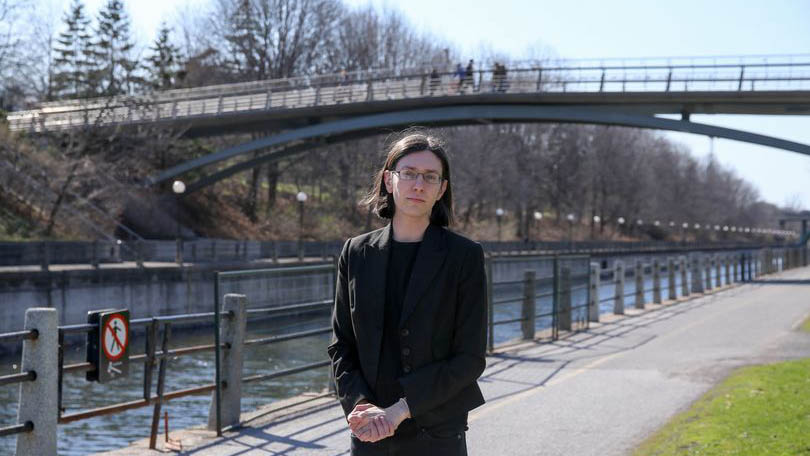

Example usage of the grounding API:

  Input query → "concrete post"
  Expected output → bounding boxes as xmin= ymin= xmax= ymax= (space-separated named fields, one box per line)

xmin=691 ymin=257 xmax=704 ymax=294
xmin=208 ymin=294 xmax=247 ymax=431
xmin=91 ymin=240 xmax=100 ymax=269
xmin=634 ymin=261 xmax=645 ymax=309
xmin=652 ymin=259 xmax=662 ymax=304
xmin=16 ymin=308 xmax=58 ymax=456
xmin=680 ymin=256 xmax=689 ymax=297
xmin=667 ymin=258 xmax=676 ymax=301
xmin=614 ymin=260 xmax=625 ymax=315
xmin=704 ymin=257 xmax=712 ymax=291
xmin=559 ymin=267 xmax=572 ymax=331
xmin=521 ymin=271 xmax=536 ymax=340
xmin=589 ymin=263 xmax=600 ymax=322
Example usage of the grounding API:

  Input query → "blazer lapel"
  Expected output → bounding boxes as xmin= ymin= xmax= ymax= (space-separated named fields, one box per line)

xmin=362 ymin=224 xmax=391 ymax=336
xmin=399 ymin=224 xmax=447 ymax=327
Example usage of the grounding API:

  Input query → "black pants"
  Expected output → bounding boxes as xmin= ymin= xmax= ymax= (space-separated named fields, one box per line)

xmin=350 ymin=422 xmax=467 ymax=456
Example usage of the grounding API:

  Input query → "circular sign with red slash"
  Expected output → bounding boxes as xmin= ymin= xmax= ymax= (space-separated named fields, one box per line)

xmin=102 ymin=313 xmax=129 ymax=361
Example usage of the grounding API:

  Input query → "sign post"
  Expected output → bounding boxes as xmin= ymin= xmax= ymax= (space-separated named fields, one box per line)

xmin=86 ymin=309 xmax=130 ymax=383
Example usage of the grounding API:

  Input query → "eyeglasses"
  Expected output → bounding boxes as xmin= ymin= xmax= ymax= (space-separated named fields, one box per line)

xmin=390 ymin=169 xmax=444 ymax=185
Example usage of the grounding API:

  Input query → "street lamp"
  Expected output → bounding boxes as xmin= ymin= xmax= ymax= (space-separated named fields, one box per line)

xmin=296 ymin=191 xmax=308 ymax=261
xmin=172 ymin=180 xmax=185 ymax=265
xmin=566 ymin=213 xmax=575 ymax=248
xmin=532 ymin=211 xmax=542 ymax=241
xmin=496 ymin=208 xmax=504 ymax=241
xmin=592 ymin=215 xmax=600 ymax=239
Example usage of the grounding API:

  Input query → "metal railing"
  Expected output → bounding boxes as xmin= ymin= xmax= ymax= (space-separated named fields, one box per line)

xmin=1 ymin=238 xmax=791 ymax=269
xmin=1 ymin=245 xmax=807 ymax=453
xmin=8 ymin=54 xmax=810 ymax=133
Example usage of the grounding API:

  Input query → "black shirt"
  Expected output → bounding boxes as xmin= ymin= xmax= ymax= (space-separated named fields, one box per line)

xmin=375 ymin=239 xmax=420 ymax=408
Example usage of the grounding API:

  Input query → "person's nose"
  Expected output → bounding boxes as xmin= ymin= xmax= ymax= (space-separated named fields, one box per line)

xmin=411 ymin=174 xmax=426 ymax=191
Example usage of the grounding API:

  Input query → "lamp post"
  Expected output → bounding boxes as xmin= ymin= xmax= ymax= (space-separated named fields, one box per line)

xmin=681 ymin=222 xmax=688 ymax=243
xmin=496 ymin=208 xmax=504 ymax=241
xmin=592 ymin=215 xmax=600 ymax=240
xmin=533 ymin=211 xmax=542 ymax=241
xmin=296 ymin=191 xmax=308 ymax=261
xmin=566 ymin=213 xmax=575 ymax=248
xmin=172 ymin=180 xmax=185 ymax=265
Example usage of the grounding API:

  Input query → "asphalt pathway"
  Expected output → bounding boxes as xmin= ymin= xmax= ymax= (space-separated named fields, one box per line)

xmin=101 ymin=266 xmax=810 ymax=456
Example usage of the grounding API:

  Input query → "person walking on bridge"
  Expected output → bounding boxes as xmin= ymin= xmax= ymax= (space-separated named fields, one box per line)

xmin=328 ymin=130 xmax=488 ymax=455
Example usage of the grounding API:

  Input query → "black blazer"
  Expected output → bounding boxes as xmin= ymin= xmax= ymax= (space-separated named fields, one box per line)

xmin=327 ymin=223 xmax=488 ymax=428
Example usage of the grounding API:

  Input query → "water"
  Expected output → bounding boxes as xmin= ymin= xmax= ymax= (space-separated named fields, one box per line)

xmin=0 ymin=258 xmax=758 ymax=454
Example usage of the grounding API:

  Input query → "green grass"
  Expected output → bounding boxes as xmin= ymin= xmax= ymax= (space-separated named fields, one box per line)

xmin=634 ymin=358 xmax=810 ymax=456
xmin=801 ymin=316 xmax=810 ymax=333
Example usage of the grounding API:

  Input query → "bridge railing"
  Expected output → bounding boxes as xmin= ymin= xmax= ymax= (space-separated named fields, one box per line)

xmin=8 ymin=54 xmax=810 ymax=133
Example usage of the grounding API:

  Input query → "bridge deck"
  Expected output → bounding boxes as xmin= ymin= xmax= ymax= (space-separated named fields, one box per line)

xmin=98 ymin=266 xmax=810 ymax=455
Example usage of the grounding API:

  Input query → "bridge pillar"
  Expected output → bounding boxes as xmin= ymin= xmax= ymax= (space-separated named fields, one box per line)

xmin=521 ymin=271 xmax=536 ymax=339
xmin=691 ymin=256 xmax=704 ymax=294
xmin=653 ymin=259 xmax=662 ymax=304
xmin=680 ymin=256 xmax=689 ymax=297
xmin=589 ymin=263 xmax=600 ymax=322
xmin=667 ymin=258 xmax=676 ymax=301
xmin=614 ymin=260 xmax=625 ymax=315
xmin=208 ymin=294 xmax=247 ymax=431
xmin=634 ymin=261 xmax=645 ymax=309
xmin=16 ymin=308 xmax=58 ymax=456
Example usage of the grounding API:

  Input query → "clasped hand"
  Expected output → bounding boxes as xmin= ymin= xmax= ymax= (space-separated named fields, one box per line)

xmin=347 ymin=398 xmax=410 ymax=442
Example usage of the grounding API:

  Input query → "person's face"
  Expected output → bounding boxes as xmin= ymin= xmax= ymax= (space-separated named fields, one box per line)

xmin=384 ymin=150 xmax=448 ymax=222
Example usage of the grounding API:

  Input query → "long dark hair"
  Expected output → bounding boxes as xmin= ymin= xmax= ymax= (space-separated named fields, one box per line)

xmin=361 ymin=129 xmax=454 ymax=226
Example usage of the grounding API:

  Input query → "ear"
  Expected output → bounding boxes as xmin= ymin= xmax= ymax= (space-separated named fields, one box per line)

xmin=383 ymin=170 xmax=393 ymax=193
xmin=437 ymin=179 xmax=447 ymax=200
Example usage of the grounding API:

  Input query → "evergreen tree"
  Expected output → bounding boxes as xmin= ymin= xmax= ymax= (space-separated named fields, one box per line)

xmin=94 ymin=0 xmax=139 ymax=95
xmin=146 ymin=23 xmax=183 ymax=91
xmin=52 ymin=0 xmax=94 ymax=98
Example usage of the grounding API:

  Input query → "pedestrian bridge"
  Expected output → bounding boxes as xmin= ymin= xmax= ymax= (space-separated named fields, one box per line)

xmin=8 ymin=54 xmax=810 ymax=136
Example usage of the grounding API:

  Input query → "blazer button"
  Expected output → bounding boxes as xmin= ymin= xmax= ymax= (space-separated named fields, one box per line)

xmin=403 ymin=365 xmax=411 ymax=373
xmin=400 ymin=328 xmax=409 ymax=337
xmin=401 ymin=347 xmax=411 ymax=356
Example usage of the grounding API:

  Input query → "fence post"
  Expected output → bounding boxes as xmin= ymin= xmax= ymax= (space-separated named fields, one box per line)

xmin=589 ymin=263 xmax=600 ymax=322
xmin=734 ymin=254 xmax=740 ymax=282
xmin=136 ymin=240 xmax=144 ymax=268
xmin=704 ymin=256 xmax=712 ymax=291
xmin=691 ymin=257 xmax=704 ymax=294
xmin=559 ymin=266 xmax=572 ymax=331
xmin=680 ymin=256 xmax=689 ymax=296
xmin=667 ymin=258 xmax=676 ymax=300
xmin=208 ymin=294 xmax=247 ymax=431
xmin=634 ymin=261 xmax=644 ymax=309
xmin=39 ymin=242 xmax=49 ymax=272
xmin=486 ymin=256 xmax=494 ymax=352
xmin=614 ymin=260 xmax=624 ymax=315
xmin=725 ymin=256 xmax=731 ymax=284
xmin=521 ymin=271 xmax=536 ymax=340
xmin=91 ymin=240 xmax=100 ymax=269
xmin=16 ymin=308 xmax=58 ymax=456
xmin=715 ymin=255 xmax=722 ymax=287
xmin=653 ymin=259 xmax=662 ymax=304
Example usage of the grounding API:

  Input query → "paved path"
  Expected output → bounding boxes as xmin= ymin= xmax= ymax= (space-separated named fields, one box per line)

xmin=101 ymin=266 xmax=810 ymax=456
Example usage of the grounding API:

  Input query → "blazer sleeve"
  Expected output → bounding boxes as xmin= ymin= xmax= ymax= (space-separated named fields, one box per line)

xmin=398 ymin=242 xmax=487 ymax=417
xmin=327 ymin=239 xmax=374 ymax=417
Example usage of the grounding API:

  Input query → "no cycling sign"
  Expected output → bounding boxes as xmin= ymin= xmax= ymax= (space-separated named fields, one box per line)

xmin=86 ymin=309 xmax=130 ymax=383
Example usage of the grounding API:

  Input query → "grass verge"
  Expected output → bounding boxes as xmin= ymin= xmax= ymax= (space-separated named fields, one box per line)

xmin=802 ymin=315 xmax=810 ymax=333
xmin=634 ymin=358 xmax=810 ymax=456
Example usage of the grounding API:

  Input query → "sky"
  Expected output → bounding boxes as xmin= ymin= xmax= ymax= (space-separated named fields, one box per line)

xmin=46 ymin=0 xmax=810 ymax=211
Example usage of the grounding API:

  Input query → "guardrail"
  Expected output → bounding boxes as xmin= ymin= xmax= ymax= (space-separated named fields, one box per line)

xmin=0 ymin=245 xmax=806 ymax=454
xmin=8 ymin=54 xmax=810 ymax=133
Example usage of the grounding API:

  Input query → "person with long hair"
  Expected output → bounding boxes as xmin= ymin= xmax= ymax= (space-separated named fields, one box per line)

xmin=328 ymin=129 xmax=488 ymax=455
